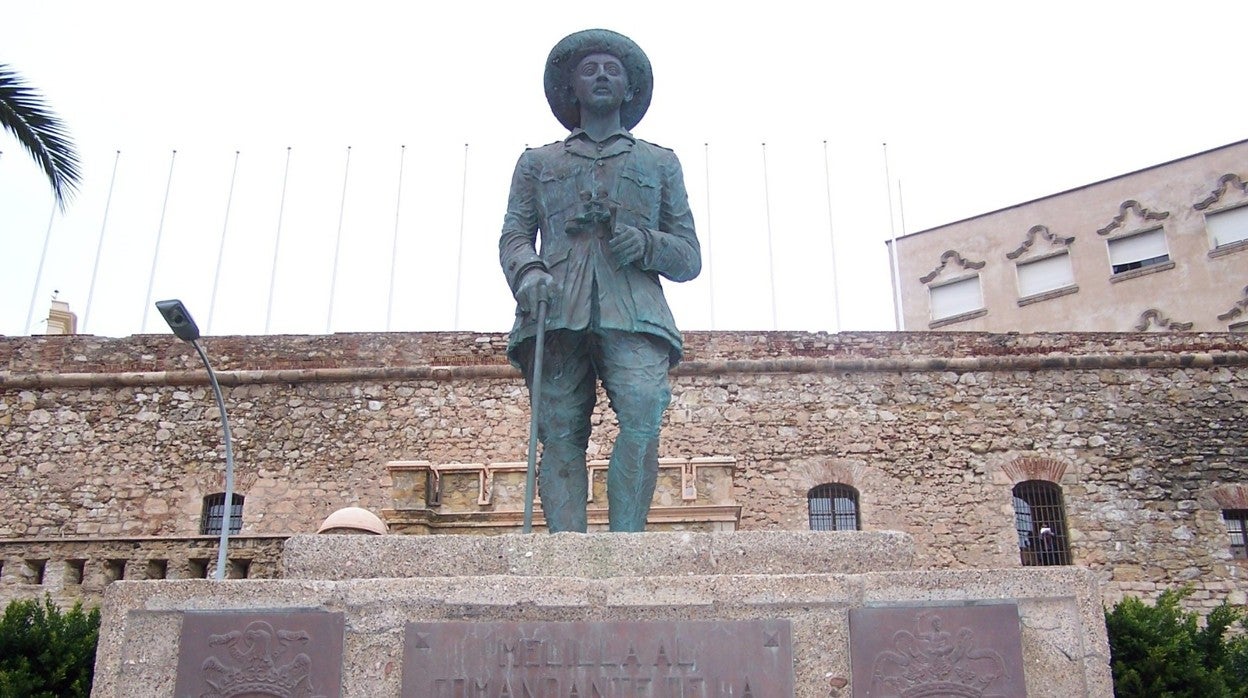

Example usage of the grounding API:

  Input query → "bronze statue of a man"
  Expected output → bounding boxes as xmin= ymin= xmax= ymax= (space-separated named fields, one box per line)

xmin=499 ymin=29 xmax=701 ymax=532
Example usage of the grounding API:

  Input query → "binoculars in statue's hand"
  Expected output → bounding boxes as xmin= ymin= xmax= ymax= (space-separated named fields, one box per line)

xmin=566 ymin=190 xmax=616 ymax=237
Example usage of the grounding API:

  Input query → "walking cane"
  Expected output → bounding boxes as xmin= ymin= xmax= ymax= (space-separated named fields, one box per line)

xmin=523 ymin=298 xmax=549 ymax=533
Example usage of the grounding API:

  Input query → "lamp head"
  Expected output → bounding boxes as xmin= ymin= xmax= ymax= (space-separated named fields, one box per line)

xmin=155 ymin=299 xmax=201 ymax=342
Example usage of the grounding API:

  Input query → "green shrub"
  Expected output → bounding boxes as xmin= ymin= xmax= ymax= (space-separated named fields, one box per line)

xmin=1106 ymin=587 xmax=1248 ymax=697
xmin=0 ymin=596 xmax=100 ymax=698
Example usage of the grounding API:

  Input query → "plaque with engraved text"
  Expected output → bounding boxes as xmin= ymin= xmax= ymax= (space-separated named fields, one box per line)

xmin=174 ymin=611 xmax=344 ymax=698
xmin=849 ymin=603 xmax=1027 ymax=698
xmin=403 ymin=619 xmax=793 ymax=697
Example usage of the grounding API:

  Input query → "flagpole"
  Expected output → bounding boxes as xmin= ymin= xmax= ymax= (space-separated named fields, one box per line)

xmin=762 ymin=142 xmax=778 ymax=330
xmin=24 ymin=201 xmax=58 ymax=334
xmin=82 ymin=150 xmax=122 ymax=334
xmin=207 ymin=150 xmax=241 ymax=334
xmin=141 ymin=150 xmax=178 ymax=332
xmin=264 ymin=147 xmax=293 ymax=333
xmin=326 ymin=146 xmax=352 ymax=334
xmin=822 ymin=140 xmax=842 ymax=332
xmin=883 ymin=143 xmax=903 ymax=330
xmin=453 ymin=143 xmax=470 ymax=330
xmin=386 ymin=145 xmax=407 ymax=331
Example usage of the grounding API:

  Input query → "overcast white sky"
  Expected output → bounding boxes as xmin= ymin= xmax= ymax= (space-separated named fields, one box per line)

xmin=2 ymin=1 xmax=1244 ymax=338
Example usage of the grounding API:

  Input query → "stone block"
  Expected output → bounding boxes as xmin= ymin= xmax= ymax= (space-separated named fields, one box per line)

xmin=93 ymin=532 xmax=1110 ymax=697
xmin=282 ymin=530 xmax=915 ymax=580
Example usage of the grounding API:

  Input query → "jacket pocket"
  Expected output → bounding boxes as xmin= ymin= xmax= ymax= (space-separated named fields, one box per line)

xmin=537 ymin=169 xmax=581 ymax=219
xmin=616 ymin=167 xmax=660 ymax=222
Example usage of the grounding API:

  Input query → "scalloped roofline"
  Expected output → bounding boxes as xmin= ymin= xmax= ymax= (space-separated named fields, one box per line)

xmin=897 ymin=137 xmax=1248 ymax=242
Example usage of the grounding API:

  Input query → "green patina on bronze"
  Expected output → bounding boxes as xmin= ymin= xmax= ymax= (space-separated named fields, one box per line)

xmin=499 ymin=29 xmax=701 ymax=533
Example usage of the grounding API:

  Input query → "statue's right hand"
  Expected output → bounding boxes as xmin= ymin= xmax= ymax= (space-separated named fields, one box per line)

xmin=516 ymin=268 xmax=554 ymax=316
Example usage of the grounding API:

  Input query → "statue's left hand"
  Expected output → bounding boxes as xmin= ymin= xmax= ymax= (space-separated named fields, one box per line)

xmin=609 ymin=224 xmax=646 ymax=269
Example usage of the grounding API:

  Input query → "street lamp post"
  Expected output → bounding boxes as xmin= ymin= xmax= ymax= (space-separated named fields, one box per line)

xmin=155 ymin=299 xmax=236 ymax=580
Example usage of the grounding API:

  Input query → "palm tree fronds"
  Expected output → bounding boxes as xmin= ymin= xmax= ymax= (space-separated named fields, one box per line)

xmin=0 ymin=64 xmax=81 ymax=209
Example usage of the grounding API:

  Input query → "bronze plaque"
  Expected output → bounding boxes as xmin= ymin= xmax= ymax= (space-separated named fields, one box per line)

xmin=403 ymin=619 xmax=793 ymax=697
xmin=174 ymin=611 xmax=344 ymax=698
xmin=849 ymin=603 xmax=1027 ymax=697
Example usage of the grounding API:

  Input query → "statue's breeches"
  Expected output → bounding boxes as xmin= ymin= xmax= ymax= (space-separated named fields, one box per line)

xmin=520 ymin=328 xmax=671 ymax=532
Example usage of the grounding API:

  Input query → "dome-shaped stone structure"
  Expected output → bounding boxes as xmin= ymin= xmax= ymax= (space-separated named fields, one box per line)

xmin=316 ymin=506 xmax=388 ymax=535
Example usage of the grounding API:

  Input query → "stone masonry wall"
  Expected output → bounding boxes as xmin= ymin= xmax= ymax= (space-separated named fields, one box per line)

xmin=2 ymin=330 xmax=1246 ymax=610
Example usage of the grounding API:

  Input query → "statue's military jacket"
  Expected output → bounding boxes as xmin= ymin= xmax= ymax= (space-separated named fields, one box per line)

xmin=499 ymin=129 xmax=701 ymax=365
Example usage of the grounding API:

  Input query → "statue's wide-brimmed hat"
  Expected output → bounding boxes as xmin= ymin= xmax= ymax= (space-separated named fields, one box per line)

xmin=544 ymin=29 xmax=653 ymax=131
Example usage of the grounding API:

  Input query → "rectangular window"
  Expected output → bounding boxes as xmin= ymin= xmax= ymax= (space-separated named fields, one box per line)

xmin=1017 ymin=252 xmax=1075 ymax=298
xmin=1108 ymin=228 xmax=1169 ymax=274
xmin=808 ymin=484 xmax=860 ymax=531
xmin=929 ymin=276 xmax=983 ymax=320
xmin=201 ymin=493 xmax=244 ymax=535
xmin=1225 ymin=510 xmax=1248 ymax=559
xmin=1207 ymin=206 xmax=1248 ymax=249
xmin=1014 ymin=482 xmax=1072 ymax=566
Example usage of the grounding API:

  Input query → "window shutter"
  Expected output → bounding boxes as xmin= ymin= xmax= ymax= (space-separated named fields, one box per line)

xmin=1017 ymin=253 xmax=1074 ymax=297
xmin=929 ymin=276 xmax=983 ymax=320
xmin=1107 ymin=228 xmax=1168 ymax=266
xmin=1207 ymin=206 xmax=1248 ymax=248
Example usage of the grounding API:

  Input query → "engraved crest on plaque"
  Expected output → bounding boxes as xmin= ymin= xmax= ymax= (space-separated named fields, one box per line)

xmin=850 ymin=604 xmax=1026 ymax=698
xmin=871 ymin=613 xmax=1006 ymax=697
xmin=199 ymin=620 xmax=323 ymax=698
xmin=175 ymin=612 xmax=344 ymax=698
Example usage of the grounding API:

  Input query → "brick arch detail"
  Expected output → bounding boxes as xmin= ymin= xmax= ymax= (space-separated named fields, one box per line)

xmin=1001 ymin=457 xmax=1068 ymax=485
xmin=1210 ymin=484 xmax=1248 ymax=510
xmin=189 ymin=470 xmax=257 ymax=495
xmin=787 ymin=459 xmax=869 ymax=494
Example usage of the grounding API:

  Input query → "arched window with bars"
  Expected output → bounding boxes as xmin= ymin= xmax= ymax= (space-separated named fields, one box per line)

xmin=808 ymin=483 xmax=860 ymax=531
xmin=1012 ymin=480 xmax=1071 ymax=566
xmin=200 ymin=493 xmax=244 ymax=535
xmin=1225 ymin=510 xmax=1248 ymax=560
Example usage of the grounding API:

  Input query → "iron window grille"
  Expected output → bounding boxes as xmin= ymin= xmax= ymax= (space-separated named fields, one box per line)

xmin=200 ymin=493 xmax=244 ymax=535
xmin=1225 ymin=510 xmax=1248 ymax=560
xmin=808 ymin=483 xmax=860 ymax=531
xmin=1012 ymin=480 xmax=1071 ymax=566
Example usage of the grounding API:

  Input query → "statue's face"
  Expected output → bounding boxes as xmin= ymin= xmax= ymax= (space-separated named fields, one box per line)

xmin=571 ymin=52 xmax=631 ymax=115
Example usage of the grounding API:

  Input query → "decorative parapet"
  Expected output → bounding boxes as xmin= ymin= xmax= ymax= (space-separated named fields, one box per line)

xmin=919 ymin=250 xmax=986 ymax=284
xmin=1096 ymin=200 xmax=1170 ymax=236
xmin=1006 ymin=225 xmax=1076 ymax=260
xmin=383 ymin=457 xmax=739 ymax=534
xmin=0 ymin=535 xmax=285 ymax=607
xmin=1193 ymin=173 xmax=1248 ymax=211
xmin=1134 ymin=309 xmax=1194 ymax=332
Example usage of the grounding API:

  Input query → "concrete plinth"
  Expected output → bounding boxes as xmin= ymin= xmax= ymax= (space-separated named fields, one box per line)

xmin=91 ymin=531 xmax=1112 ymax=697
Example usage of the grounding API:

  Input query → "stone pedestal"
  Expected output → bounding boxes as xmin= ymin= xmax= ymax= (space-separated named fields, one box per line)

xmin=91 ymin=531 xmax=1112 ymax=697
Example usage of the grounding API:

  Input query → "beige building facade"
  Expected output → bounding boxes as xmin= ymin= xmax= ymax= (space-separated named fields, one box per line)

xmin=891 ymin=139 xmax=1248 ymax=332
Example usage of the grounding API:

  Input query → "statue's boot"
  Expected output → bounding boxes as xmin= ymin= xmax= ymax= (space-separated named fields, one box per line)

xmin=606 ymin=429 xmax=660 ymax=532
xmin=538 ymin=441 xmax=590 ymax=533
